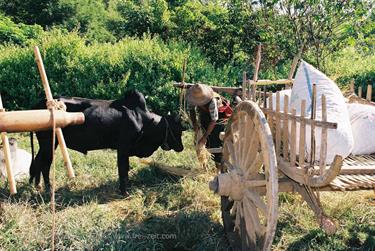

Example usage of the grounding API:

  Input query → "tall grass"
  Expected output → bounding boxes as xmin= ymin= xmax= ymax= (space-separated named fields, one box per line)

xmin=0 ymin=133 xmax=374 ymax=250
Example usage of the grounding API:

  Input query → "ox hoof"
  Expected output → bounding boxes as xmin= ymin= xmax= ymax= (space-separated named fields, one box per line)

xmin=119 ymin=189 xmax=130 ymax=197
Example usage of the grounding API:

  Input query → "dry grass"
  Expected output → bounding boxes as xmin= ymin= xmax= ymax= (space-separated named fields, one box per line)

xmin=0 ymin=132 xmax=374 ymax=250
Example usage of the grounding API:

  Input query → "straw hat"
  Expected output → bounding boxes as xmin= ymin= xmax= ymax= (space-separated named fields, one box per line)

xmin=186 ymin=84 xmax=214 ymax=106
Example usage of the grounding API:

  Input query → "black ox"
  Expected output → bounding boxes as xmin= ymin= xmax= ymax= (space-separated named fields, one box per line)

xmin=29 ymin=90 xmax=186 ymax=195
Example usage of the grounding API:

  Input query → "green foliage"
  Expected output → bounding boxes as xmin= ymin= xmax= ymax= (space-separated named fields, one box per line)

xmin=0 ymin=0 xmax=74 ymax=27
xmin=0 ymin=31 xmax=238 ymax=113
xmin=61 ymin=0 xmax=117 ymax=43
xmin=0 ymin=14 xmax=43 ymax=45
xmin=327 ymin=47 xmax=375 ymax=97
xmin=115 ymin=0 xmax=171 ymax=38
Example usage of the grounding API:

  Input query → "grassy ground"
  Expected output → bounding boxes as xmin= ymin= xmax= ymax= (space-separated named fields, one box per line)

xmin=0 ymin=132 xmax=374 ymax=250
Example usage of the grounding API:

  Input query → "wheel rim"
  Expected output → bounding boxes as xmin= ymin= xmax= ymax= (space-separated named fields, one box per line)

xmin=217 ymin=100 xmax=278 ymax=251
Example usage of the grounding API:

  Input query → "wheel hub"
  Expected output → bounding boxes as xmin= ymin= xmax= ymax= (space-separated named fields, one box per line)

xmin=210 ymin=172 xmax=245 ymax=201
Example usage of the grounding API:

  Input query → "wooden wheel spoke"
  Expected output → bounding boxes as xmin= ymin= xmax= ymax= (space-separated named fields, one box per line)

xmin=235 ymin=202 xmax=241 ymax=231
xmin=243 ymin=136 xmax=260 ymax=172
xmin=226 ymin=141 xmax=238 ymax=169
xmin=240 ymin=121 xmax=256 ymax=168
xmin=245 ymin=152 xmax=263 ymax=178
xmin=244 ymin=195 xmax=266 ymax=238
xmin=245 ymin=190 xmax=267 ymax=216
xmin=241 ymin=200 xmax=257 ymax=248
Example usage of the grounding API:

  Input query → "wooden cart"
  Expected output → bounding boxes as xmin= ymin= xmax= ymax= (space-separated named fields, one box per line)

xmin=174 ymin=71 xmax=375 ymax=251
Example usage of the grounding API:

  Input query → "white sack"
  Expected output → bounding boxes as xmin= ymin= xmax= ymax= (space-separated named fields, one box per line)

xmin=290 ymin=60 xmax=353 ymax=164
xmin=0 ymin=139 xmax=31 ymax=182
xmin=347 ymin=103 xmax=375 ymax=155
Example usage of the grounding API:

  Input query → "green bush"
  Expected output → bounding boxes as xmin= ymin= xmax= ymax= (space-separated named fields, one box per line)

xmin=326 ymin=47 xmax=375 ymax=97
xmin=0 ymin=31 xmax=239 ymax=114
xmin=0 ymin=14 xmax=43 ymax=45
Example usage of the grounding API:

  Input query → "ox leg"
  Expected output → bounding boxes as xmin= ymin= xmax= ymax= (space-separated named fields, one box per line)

xmin=117 ymin=149 xmax=130 ymax=196
xmin=30 ymin=135 xmax=56 ymax=191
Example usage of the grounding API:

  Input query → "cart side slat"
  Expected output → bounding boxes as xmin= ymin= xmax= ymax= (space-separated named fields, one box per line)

xmin=283 ymin=95 xmax=289 ymax=160
xmin=319 ymin=95 xmax=328 ymax=173
xmin=275 ymin=92 xmax=281 ymax=157
xmin=299 ymin=100 xmax=306 ymax=168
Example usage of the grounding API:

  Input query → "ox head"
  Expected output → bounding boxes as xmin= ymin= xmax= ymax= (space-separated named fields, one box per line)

xmin=161 ymin=114 xmax=188 ymax=152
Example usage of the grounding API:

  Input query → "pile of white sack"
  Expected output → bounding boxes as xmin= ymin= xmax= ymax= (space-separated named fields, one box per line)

xmin=0 ymin=138 xmax=31 ymax=182
xmin=268 ymin=60 xmax=375 ymax=164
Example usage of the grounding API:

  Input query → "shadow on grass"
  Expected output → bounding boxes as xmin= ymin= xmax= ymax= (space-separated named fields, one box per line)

xmin=285 ymin=224 xmax=375 ymax=251
xmin=0 ymin=163 xmax=186 ymax=210
xmin=92 ymin=210 xmax=229 ymax=251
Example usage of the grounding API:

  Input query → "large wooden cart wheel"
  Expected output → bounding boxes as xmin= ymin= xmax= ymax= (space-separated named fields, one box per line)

xmin=210 ymin=100 xmax=278 ymax=251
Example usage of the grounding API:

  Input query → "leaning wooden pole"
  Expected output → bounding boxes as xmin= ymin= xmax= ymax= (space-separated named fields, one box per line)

xmin=33 ymin=46 xmax=75 ymax=178
xmin=0 ymin=94 xmax=17 ymax=194
xmin=251 ymin=44 xmax=262 ymax=100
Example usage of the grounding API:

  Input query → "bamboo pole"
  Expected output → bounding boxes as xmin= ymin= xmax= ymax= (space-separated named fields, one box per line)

xmin=310 ymin=84 xmax=317 ymax=165
xmin=242 ymin=71 xmax=247 ymax=100
xmin=358 ymin=86 xmax=362 ymax=98
xmin=251 ymin=44 xmax=262 ymax=101
xmin=299 ymin=100 xmax=306 ymax=168
xmin=33 ymin=46 xmax=75 ymax=178
xmin=366 ymin=84 xmax=372 ymax=101
xmin=0 ymin=110 xmax=84 ymax=132
xmin=319 ymin=95 xmax=327 ymax=173
xmin=283 ymin=95 xmax=289 ymax=160
xmin=290 ymin=108 xmax=297 ymax=167
xmin=275 ymin=92 xmax=281 ymax=157
xmin=350 ymin=79 xmax=355 ymax=93
xmin=0 ymin=94 xmax=17 ymax=194
xmin=267 ymin=91 xmax=274 ymax=135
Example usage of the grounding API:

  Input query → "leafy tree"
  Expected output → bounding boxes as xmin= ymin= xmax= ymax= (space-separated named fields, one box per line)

xmin=113 ymin=0 xmax=172 ymax=39
xmin=0 ymin=0 xmax=74 ymax=27
xmin=255 ymin=0 xmax=372 ymax=69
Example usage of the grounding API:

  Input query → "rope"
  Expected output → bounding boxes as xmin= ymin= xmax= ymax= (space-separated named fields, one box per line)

xmin=47 ymin=100 xmax=66 ymax=111
xmin=48 ymin=100 xmax=58 ymax=251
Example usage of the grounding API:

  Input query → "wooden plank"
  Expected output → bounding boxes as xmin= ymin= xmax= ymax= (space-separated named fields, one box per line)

xmin=0 ymin=95 xmax=16 ymax=195
xmin=367 ymin=84 xmax=372 ymax=101
xmin=174 ymin=82 xmax=242 ymax=96
xmin=248 ymin=79 xmax=294 ymax=86
xmin=262 ymin=86 xmax=267 ymax=108
xmin=299 ymin=100 xmax=306 ymax=168
xmin=278 ymin=155 xmax=343 ymax=187
xmin=319 ymin=95 xmax=327 ymax=173
xmin=275 ymin=92 xmax=281 ymax=157
xmin=290 ymin=108 xmax=297 ymax=167
xmin=358 ymin=86 xmax=362 ymax=98
xmin=261 ymin=108 xmax=337 ymax=129
xmin=283 ymin=95 xmax=289 ymax=160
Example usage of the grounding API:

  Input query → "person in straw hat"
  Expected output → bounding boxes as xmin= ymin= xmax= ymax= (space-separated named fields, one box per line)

xmin=187 ymin=83 xmax=232 ymax=170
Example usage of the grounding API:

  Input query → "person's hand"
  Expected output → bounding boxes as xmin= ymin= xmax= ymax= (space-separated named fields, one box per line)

xmin=198 ymin=136 xmax=207 ymax=147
